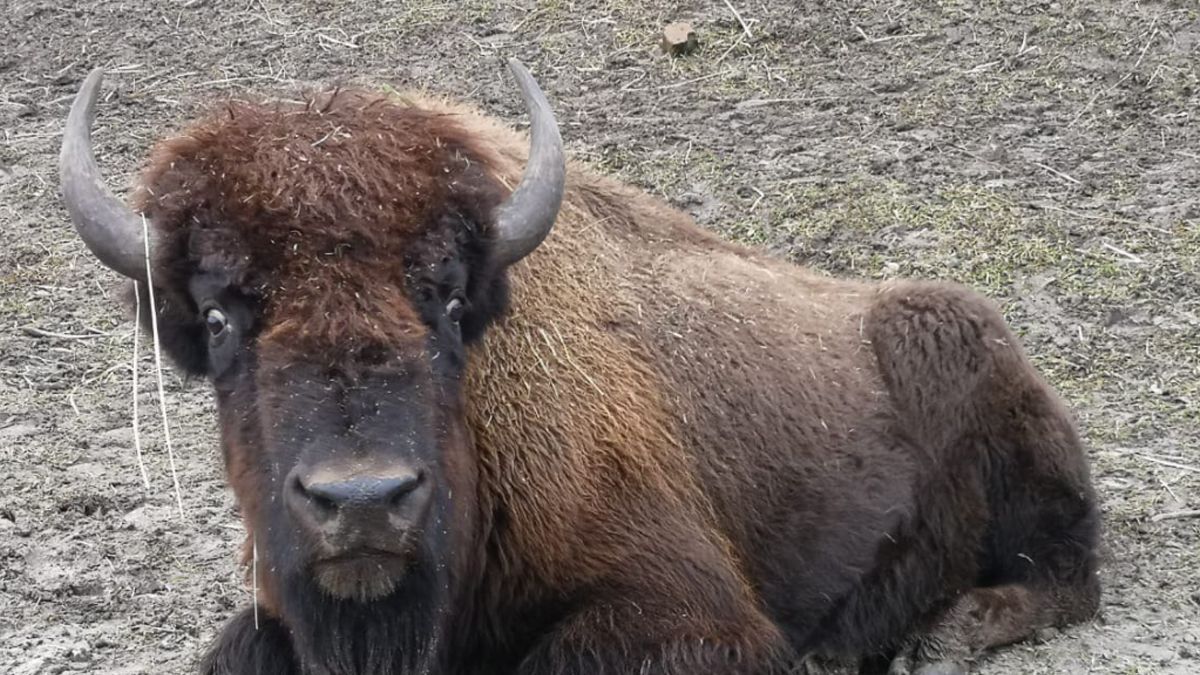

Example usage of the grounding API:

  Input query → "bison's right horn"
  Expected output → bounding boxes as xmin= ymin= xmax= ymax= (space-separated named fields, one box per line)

xmin=60 ymin=68 xmax=148 ymax=281
xmin=490 ymin=59 xmax=566 ymax=269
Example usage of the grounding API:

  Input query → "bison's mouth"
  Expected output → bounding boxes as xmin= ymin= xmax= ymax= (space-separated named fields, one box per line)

xmin=311 ymin=547 xmax=412 ymax=602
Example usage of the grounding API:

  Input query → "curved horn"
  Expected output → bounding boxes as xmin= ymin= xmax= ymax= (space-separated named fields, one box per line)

xmin=60 ymin=68 xmax=147 ymax=281
xmin=491 ymin=59 xmax=566 ymax=268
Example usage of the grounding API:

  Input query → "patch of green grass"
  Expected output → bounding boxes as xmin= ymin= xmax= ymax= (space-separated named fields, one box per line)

xmin=749 ymin=180 xmax=1071 ymax=291
xmin=586 ymin=140 xmax=729 ymax=202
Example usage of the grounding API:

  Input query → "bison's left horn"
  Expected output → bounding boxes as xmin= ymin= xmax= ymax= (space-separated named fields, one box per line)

xmin=60 ymin=68 xmax=148 ymax=281
xmin=491 ymin=58 xmax=566 ymax=268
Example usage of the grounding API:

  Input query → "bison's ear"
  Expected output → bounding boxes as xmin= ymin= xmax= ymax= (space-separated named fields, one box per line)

xmin=60 ymin=68 xmax=152 ymax=281
xmin=489 ymin=59 xmax=565 ymax=268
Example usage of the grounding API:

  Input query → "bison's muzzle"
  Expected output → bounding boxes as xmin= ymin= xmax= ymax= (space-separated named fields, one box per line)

xmin=286 ymin=461 xmax=431 ymax=601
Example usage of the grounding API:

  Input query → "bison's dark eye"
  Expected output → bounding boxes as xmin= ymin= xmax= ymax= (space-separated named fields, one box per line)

xmin=205 ymin=307 xmax=229 ymax=337
xmin=200 ymin=302 xmax=240 ymax=377
xmin=445 ymin=297 xmax=465 ymax=324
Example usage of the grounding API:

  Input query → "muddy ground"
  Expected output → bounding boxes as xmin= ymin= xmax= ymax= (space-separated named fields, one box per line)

xmin=1 ymin=0 xmax=1197 ymax=673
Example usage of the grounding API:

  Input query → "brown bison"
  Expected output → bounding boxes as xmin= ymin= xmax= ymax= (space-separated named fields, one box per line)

xmin=60 ymin=60 xmax=1100 ymax=675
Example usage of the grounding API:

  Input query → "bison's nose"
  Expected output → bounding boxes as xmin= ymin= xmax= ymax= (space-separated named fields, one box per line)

xmin=303 ymin=474 xmax=420 ymax=510
xmin=287 ymin=464 xmax=428 ymax=530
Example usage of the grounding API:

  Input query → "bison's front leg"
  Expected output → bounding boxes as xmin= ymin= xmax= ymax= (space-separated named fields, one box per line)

xmin=201 ymin=606 xmax=298 ymax=675
xmin=886 ymin=581 xmax=1100 ymax=675
xmin=516 ymin=595 xmax=793 ymax=675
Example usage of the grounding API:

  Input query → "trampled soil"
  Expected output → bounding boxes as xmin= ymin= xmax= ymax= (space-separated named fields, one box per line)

xmin=1 ymin=1 xmax=1197 ymax=673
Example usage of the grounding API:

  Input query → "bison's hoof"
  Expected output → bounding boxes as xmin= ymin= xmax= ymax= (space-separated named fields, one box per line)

xmin=887 ymin=636 xmax=968 ymax=675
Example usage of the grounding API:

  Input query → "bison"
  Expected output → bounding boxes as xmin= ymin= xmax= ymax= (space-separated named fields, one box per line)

xmin=60 ymin=60 xmax=1101 ymax=675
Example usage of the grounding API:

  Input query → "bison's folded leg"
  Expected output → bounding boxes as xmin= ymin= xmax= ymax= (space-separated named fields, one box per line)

xmin=515 ymin=594 xmax=795 ymax=675
xmin=887 ymin=581 xmax=1099 ymax=675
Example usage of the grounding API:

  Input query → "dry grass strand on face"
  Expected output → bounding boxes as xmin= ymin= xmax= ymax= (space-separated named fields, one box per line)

xmin=142 ymin=214 xmax=186 ymax=519
xmin=131 ymin=282 xmax=150 ymax=490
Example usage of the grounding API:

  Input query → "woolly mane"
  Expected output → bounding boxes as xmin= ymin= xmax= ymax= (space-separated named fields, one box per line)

xmin=132 ymin=88 xmax=508 ymax=362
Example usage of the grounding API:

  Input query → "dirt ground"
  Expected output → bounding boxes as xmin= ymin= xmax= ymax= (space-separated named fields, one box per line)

xmin=1 ymin=0 xmax=1197 ymax=673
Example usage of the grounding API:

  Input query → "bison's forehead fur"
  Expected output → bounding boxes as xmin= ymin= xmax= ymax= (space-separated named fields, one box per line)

xmin=131 ymin=88 xmax=507 ymax=356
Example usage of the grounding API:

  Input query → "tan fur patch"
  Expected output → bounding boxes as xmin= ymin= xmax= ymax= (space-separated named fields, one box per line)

xmin=464 ymin=209 xmax=707 ymax=585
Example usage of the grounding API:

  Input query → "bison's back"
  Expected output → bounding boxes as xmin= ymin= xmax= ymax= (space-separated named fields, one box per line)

xmin=465 ymin=149 xmax=935 ymax=643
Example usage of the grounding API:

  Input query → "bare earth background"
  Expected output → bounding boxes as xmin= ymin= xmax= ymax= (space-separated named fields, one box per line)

xmin=1 ymin=1 xmax=1198 ymax=673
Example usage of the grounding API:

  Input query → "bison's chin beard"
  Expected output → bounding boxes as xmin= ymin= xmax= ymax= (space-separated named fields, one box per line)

xmin=279 ymin=542 xmax=452 ymax=675
xmin=311 ymin=550 xmax=412 ymax=602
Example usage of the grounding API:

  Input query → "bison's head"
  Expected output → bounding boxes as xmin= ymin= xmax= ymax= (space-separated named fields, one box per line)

xmin=59 ymin=60 xmax=563 ymax=644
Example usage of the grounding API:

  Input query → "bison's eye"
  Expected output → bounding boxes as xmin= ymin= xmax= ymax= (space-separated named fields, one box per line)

xmin=200 ymin=303 xmax=240 ymax=377
xmin=205 ymin=307 xmax=229 ymax=337
xmin=445 ymin=297 xmax=465 ymax=324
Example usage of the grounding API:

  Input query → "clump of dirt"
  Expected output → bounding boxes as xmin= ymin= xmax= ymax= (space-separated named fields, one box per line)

xmin=2 ymin=1 xmax=1197 ymax=673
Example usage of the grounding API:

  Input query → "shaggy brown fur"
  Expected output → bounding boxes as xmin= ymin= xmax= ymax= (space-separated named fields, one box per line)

xmin=121 ymin=81 xmax=1100 ymax=675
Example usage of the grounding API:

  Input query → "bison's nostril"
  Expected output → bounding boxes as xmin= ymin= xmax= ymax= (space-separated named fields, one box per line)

xmin=387 ymin=471 xmax=422 ymax=507
xmin=309 ymin=490 xmax=338 ymax=516
xmin=290 ymin=475 xmax=336 ymax=522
